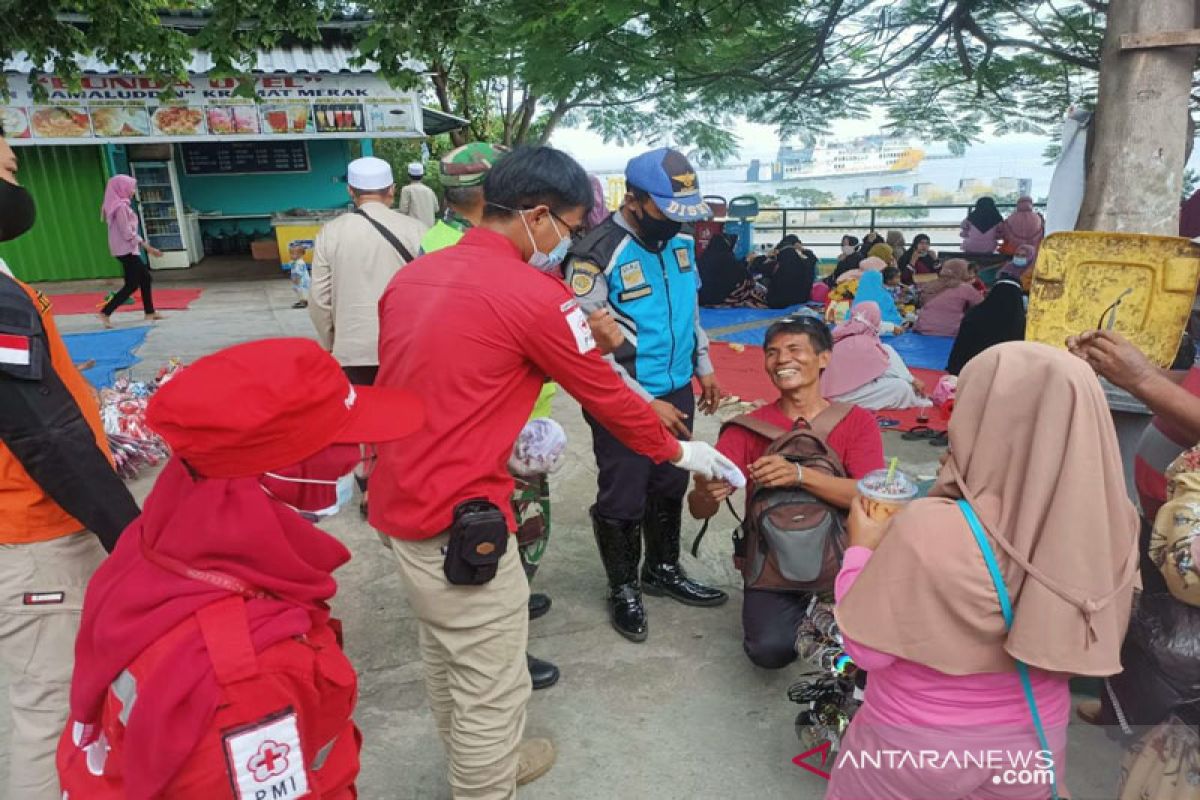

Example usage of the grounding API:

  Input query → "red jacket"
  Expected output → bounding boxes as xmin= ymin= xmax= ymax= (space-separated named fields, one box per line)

xmin=371 ymin=226 xmax=679 ymax=540
xmin=58 ymin=596 xmax=359 ymax=799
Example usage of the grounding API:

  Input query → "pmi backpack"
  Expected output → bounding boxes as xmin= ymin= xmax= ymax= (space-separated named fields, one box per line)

xmin=697 ymin=403 xmax=852 ymax=593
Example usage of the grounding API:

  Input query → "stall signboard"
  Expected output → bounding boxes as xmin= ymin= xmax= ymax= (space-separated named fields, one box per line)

xmin=0 ymin=72 xmax=423 ymax=145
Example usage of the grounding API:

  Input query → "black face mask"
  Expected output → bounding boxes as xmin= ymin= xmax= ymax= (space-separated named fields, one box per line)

xmin=0 ymin=180 xmax=36 ymax=242
xmin=633 ymin=205 xmax=682 ymax=249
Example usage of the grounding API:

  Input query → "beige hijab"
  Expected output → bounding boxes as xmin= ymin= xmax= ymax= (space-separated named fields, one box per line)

xmin=919 ymin=258 xmax=970 ymax=302
xmin=836 ymin=342 xmax=1138 ymax=676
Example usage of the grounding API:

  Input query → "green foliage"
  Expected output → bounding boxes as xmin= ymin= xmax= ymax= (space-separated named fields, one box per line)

xmin=0 ymin=0 xmax=1134 ymax=162
xmin=646 ymin=0 xmax=1110 ymax=151
xmin=0 ymin=0 xmax=331 ymax=100
xmin=371 ymin=135 xmax=456 ymax=200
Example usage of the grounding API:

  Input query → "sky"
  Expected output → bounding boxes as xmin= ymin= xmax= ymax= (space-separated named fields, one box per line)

xmin=549 ymin=118 xmax=785 ymax=171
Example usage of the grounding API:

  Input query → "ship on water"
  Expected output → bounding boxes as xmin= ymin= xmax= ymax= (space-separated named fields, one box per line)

xmin=746 ymin=136 xmax=925 ymax=182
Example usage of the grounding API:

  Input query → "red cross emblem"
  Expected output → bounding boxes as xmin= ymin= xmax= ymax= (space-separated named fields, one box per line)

xmin=247 ymin=739 xmax=291 ymax=782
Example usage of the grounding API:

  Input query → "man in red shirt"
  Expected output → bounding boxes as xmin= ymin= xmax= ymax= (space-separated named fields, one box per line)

xmin=372 ymin=146 xmax=738 ymax=798
xmin=689 ymin=315 xmax=884 ymax=668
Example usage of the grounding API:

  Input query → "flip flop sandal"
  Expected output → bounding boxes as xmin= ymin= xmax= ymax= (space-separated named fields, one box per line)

xmin=901 ymin=426 xmax=939 ymax=441
xmin=928 ymin=432 xmax=950 ymax=447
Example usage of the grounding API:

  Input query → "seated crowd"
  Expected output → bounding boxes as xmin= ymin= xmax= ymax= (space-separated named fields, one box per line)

xmin=698 ymin=200 xmax=1040 ymax=409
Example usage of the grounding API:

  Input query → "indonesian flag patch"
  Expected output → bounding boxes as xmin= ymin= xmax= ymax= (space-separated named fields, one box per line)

xmin=0 ymin=334 xmax=31 ymax=366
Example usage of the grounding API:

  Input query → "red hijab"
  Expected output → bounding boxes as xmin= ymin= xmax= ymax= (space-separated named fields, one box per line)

xmin=70 ymin=457 xmax=351 ymax=799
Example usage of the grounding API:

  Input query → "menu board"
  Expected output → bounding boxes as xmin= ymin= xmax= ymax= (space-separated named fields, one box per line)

xmin=181 ymin=142 xmax=310 ymax=175
xmin=1 ymin=73 xmax=424 ymax=145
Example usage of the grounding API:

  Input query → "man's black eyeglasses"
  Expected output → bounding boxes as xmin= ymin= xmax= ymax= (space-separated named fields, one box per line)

xmin=488 ymin=201 xmax=586 ymax=240
xmin=548 ymin=209 xmax=586 ymax=240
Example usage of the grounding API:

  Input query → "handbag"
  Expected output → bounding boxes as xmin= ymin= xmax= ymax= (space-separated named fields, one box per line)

xmin=957 ymin=499 xmax=1061 ymax=800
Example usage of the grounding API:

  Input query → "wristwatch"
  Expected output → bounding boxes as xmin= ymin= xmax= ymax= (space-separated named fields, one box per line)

xmin=795 ymin=463 xmax=804 ymax=486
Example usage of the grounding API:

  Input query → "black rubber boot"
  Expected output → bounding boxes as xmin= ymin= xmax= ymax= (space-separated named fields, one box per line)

xmin=590 ymin=507 xmax=648 ymax=642
xmin=527 ymin=653 xmax=560 ymax=690
xmin=641 ymin=495 xmax=728 ymax=607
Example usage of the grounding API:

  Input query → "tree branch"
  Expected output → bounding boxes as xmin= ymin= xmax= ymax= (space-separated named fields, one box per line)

xmin=538 ymin=98 xmax=572 ymax=145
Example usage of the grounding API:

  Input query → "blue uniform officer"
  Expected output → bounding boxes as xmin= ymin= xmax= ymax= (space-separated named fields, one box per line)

xmin=564 ymin=148 xmax=726 ymax=642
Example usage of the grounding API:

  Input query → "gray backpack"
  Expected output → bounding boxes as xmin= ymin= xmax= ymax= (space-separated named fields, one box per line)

xmin=721 ymin=404 xmax=852 ymax=593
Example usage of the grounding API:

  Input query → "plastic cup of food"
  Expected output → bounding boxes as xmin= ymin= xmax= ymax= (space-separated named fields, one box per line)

xmin=857 ymin=468 xmax=919 ymax=520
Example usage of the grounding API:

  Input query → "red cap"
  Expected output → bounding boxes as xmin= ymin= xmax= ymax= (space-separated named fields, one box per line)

xmin=147 ymin=338 xmax=424 ymax=478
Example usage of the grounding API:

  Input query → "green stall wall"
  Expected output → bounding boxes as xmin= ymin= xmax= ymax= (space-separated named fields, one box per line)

xmin=0 ymin=146 xmax=120 ymax=283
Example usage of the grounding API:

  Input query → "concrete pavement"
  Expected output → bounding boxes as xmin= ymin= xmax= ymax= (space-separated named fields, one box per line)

xmin=0 ymin=271 xmax=1125 ymax=798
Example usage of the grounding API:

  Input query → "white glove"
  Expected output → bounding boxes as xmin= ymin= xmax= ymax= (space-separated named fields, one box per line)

xmin=672 ymin=441 xmax=745 ymax=485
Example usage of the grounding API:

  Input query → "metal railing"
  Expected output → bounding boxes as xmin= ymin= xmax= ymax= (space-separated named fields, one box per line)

xmin=737 ymin=202 xmax=1044 ymax=258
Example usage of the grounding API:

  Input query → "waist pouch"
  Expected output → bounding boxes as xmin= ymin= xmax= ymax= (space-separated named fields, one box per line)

xmin=444 ymin=499 xmax=509 ymax=585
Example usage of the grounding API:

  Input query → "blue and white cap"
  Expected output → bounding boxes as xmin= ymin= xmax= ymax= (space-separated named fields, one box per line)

xmin=624 ymin=148 xmax=711 ymax=222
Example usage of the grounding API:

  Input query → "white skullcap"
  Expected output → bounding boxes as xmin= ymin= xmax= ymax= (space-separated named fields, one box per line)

xmin=408 ymin=162 xmax=425 ymax=177
xmin=347 ymin=157 xmax=394 ymax=191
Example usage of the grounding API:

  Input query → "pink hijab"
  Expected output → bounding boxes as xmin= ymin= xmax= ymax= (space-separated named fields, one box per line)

xmin=820 ymin=301 xmax=891 ymax=397
xmin=1002 ymin=195 xmax=1044 ymax=251
xmin=102 ymin=175 xmax=137 ymax=223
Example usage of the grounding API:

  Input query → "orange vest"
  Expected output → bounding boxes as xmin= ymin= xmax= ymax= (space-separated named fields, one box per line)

xmin=0 ymin=283 xmax=111 ymax=543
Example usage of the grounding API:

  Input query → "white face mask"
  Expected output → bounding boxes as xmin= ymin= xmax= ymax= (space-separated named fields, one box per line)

xmin=261 ymin=471 xmax=356 ymax=520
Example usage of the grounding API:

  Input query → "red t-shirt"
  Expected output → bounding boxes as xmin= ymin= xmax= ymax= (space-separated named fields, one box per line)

xmin=716 ymin=400 xmax=885 ymax=510
xmin=372 ymin=227 xmax=679 ymax=540
xmin=1135 ymin=366 xmax=1200 ymax=518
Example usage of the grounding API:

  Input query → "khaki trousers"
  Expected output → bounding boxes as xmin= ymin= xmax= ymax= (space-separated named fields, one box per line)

xmin=0 ymin=532 xmax=106 ymax=800
xmin=385 ymin=532 xmax=532 ymax=800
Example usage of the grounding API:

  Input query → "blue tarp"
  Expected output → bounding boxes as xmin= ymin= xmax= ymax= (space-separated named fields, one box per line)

xmin=710 ymin=324 xmax=955 ymax=371
xmin=882 ymin=332 xmax=955 ymax=372
xmin=63 ymin=327 xmax=151 ymax=388
xmin=710 ymin=326 xmax=776 ymax=346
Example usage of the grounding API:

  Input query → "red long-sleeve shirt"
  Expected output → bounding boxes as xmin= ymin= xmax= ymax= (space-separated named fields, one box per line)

xmin=371 ymin=227 xmax=680 ymax=540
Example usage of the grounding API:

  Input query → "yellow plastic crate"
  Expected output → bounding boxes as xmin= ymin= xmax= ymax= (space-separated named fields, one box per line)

xmin=1026 ymin=232 xmax=1200 ymax=366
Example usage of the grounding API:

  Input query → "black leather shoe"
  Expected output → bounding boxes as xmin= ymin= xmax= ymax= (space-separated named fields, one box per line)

xmin=529 ymin=592 xmax=552 ymax=621
xmin=528 ymin=653 xmax=560 ymax=690
xmin=608 ymin=583 xmax=648 ymax=642
xmin=642 ymin=562 xmax=728 ymax=607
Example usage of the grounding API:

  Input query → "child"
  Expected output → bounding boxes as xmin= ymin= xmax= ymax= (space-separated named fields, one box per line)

xmin=966 ymin=262 xmax=988 ymax=294
xmin=288 ymin=243 xmax=311 ymax=309
xmin=882 ymin=266 xmax=917 ymax=320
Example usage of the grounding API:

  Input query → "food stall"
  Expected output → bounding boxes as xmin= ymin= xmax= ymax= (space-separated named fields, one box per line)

xmin=0 ymin=45 xmax=436 ymax=280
